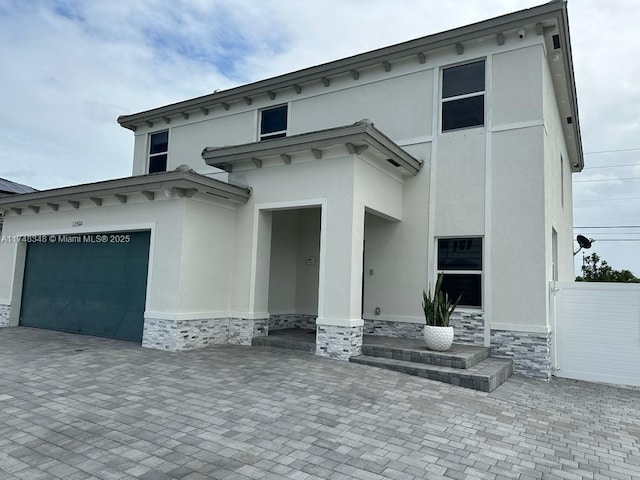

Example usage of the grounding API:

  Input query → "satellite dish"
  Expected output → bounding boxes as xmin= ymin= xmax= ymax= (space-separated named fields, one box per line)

xmin=577 ymin=235 xmax=592 ymax=249
xmin=573 ymin=235 xmax=594 ymax=256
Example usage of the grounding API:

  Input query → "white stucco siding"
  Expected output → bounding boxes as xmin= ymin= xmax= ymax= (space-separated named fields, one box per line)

xmin=290 ymin=70 xmax=433 ymax=143
xmin=542 ymin=52 xmax=574 ymax=283
xmin=295 ymin=208 xmax=321 ymax=314
xmin=434 ymin=130 xmax=486 ymax=235
xmin=268 ymin=210 xmax=299 ymax=314
xmin=359 ymin=154 xmax=430 ymax=322
xmin=491 ymin=45 xmax=544 ymax=127
xmin=131 ymin=110 xmax=255 ymax=176
xmin=490 ymin=126 xmax=547 ymax=330
xmin=176 ymin=198 xmax=237 ymax=315
xmin=229 ymin=157 xmax=355 ymax=318
xmin=267 ymin=208 xmax=321 ymax=316
xmin=168 ymin=111 xmax=255 ymax=174
xmin=132 ymin=134 xmax=147 ymax=176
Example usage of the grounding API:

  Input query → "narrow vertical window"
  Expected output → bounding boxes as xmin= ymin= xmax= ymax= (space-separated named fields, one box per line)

xmin=260 ymin=105 xmax=288 ymax=140
xmin=552 ymin=228 xmax=558 ymax=281
xmin=560 ymin=155 xmax=564 ymax=208
xmin=148 ymin=131 xmax=168 ymax=173
xmin=441 ymin=60 xmax=485 ymax=132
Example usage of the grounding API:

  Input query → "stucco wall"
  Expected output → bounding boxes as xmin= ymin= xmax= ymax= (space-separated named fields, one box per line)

xmin=268 ymin=210 xmax=299 ymax=314
xmin=176 ymin=198 xmax=237 ymax=315
xmin=490 ymin=126 xmax=547 ymax=330
xmin=295 ymin=208 xmax=321 ymax=314
xmin=267 ymin=208 xmax=320 ymax=316
xmin=290 ymin=69 xmax=433 ymax=142
xmin=0 ymin=194 xmax=238 ymax=322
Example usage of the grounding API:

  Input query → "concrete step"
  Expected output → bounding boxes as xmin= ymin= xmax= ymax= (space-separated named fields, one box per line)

xmin=362 ymin=338 xmax=490 ymax=369
xmin=350 ymin=354 xmax=513 ymax=392
xmin=252 ymin=334 xmax=315 ymax=353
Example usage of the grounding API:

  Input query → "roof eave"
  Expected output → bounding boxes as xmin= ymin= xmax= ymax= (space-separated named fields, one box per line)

xmin=201 ymin=121 xmax=422 ymax=175
xmin=0 ymin=170 xmax=251 ymax=210
xmin=117 ymin=1 xmax=569 ymax=130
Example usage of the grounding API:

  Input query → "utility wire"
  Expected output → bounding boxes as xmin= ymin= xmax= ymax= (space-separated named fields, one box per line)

xmin=581 ymin=239 xmax=640 ymax=242
xmin=574 ymin=177 xmax=640 ymax=183
xmin=583 ymin=163 xmax=640 ymax=169
xmin=584 ymin=147 xmax=640 ymax=155
xmin=574 ymin=196 xmax=640 ymax=203
xmin=574 ymin=225 xmax=640 ymax=229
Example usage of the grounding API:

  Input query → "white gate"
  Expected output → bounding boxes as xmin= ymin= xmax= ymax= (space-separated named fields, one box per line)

xmin=552 ymin=282 xmax=640 ymax=386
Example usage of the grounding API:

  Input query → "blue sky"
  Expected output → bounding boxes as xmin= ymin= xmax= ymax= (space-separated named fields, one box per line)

xmin=1 ymin=0 xmax=639 ymax=275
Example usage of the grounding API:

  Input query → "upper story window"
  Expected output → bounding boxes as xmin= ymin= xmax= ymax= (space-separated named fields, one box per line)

xmin=260 ymin=105 xmax=288 ymax=140
xmin=437 ymin=237 xmax=483 ymax=308
xmin=441 ymin=60 xmax=485 ymax=132
xmin=148 ymin=131 xmax=168 ymax=173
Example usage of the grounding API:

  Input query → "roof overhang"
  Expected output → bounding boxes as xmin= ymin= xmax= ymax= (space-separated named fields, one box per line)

xmin=118 ymin=1 xmax=582 ymax=171
xmin=201 ymin=120 xmax=422 ymax=176
xmin=0 ymin=169 xmax=251 ymax=214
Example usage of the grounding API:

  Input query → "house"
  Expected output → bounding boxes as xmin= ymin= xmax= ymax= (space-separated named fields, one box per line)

xmin=0 ymin=1 xmax=582 ymax=379
xmin=0 ymin=178 xmax=36 ymax=233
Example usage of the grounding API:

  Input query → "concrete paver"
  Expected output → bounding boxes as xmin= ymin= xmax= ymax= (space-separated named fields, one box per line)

xmin=0 ymin=327 xmax=638 ymax=480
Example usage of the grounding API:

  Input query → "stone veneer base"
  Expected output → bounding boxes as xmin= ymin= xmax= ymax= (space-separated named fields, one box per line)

xmin=316 ymin=324 xmax=363 ymax=360
xmin=142 ymin=317 xmax=268 ymax=351
xmin=364 ymin=312 xmax=484 ymax=346
xmin=269 ymin=314 xmax=317 ymax=330
xmin=0 ymin=304 xmax=11 ymax=328
xmin=490 ymin=330 xmax=552 ymax=380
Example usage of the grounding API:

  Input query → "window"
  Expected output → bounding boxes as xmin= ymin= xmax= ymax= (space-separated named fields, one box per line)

xmin=437 ymin=237 xmax=482 ymax=308
xmin=260 ymin=105 xmax=288 ymax=140
xmin=148 ymin=131 xmax=168 ymax=173
xmin=441 ymin=60 xmax=485 ymax=132
xmin=560 ymin=155 xmax=564 ymax=208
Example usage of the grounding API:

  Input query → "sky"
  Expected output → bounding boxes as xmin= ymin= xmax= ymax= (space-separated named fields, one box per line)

xmin=1 ymin=0 xmax=639 ymax=277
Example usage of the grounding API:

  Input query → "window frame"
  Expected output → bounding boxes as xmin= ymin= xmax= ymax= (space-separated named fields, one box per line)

xmin=436 ymin=237 xmax=483 ymax=309
xmin=148 ymin=130 xmax=169 ymax=174
xmin=441 ymin=59 xmax=486 ymax=133
xmin=259 ymin=104 xmax=289 ymax=141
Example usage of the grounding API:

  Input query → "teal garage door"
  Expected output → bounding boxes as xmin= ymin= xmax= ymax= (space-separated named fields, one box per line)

xmin=19 ymin=231 xmax=151 ymax=342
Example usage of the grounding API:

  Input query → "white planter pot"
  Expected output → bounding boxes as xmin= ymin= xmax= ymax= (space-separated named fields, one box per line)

xmin=423 ymin=325 xmax=454 ymax=351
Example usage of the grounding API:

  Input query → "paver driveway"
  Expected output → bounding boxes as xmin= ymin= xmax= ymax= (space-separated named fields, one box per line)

xmin=0 ymin=328 xmax=638 ymax=480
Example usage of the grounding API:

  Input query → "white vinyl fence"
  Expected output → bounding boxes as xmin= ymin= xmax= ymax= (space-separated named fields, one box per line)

xmin=552 ymin=281 xmax=640 ymax=386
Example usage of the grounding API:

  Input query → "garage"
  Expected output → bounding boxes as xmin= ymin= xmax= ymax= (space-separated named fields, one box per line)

xmin=19 ymin=231 xmax=151 ymax=342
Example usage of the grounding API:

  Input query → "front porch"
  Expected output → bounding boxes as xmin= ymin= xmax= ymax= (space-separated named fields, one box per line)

xmin=253 ymin=328 xmax=513 ymax=392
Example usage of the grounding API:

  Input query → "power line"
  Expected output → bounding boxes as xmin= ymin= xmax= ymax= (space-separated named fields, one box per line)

xmin=582 ymin=239 xmax=640 ymax=242
xmin=574 ymin=197 xmax=640 ymax=203
xmin=584 ymin=147 xmax=640 ymax=155
xmin=575 ymin=225 xmax=640 ymax=229
xmin=583 ymin=163 xmax=640 ymax=169
xmin=574 ymin=177 xmax=640 ymax=183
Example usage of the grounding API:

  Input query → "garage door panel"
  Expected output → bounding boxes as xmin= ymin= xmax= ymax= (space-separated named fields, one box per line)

xmin=20 ymin=231 xmax=150 ymax=342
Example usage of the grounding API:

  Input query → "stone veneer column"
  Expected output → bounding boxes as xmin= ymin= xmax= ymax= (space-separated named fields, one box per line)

xmin=490 ymin=329 xmax=552 ymax=379
xmin=0 ymin=304 xmax=11 ymax=328
xmin=316 ymin=320 xmax=363 ymax=360
xmin=142 ymin=317 xmax=254 ymax=351
xmin=228 ymin=318 xmax=268 ymax=345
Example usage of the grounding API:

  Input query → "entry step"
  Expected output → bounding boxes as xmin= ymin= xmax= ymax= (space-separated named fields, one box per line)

xmin=350 ymin=354 xmax=513 ymax=392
